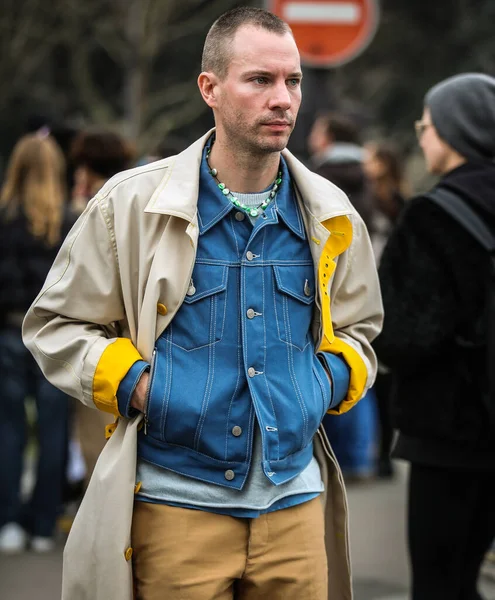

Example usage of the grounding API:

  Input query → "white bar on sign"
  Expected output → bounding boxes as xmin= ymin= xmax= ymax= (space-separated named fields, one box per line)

xmin=284 ymin=2 xmax=361 ymax=24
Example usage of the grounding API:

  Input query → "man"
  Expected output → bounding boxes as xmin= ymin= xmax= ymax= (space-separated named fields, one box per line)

xmin=23 ymin=7 xmax=382 ymax=600
xmin=308 ymin=112 xmax=373 ymax=229
xmin=375 ymin=73 xmax=495 ymax=600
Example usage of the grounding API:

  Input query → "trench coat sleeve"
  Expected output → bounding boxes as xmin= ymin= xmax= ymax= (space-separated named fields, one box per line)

xmin=22 ymin=196 xmax=143 ymax=416
xmin=319 ymin=212 xmax=384 ymax=414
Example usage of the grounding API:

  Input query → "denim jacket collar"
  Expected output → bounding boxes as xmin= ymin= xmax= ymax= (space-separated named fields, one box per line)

xmin=196 ymin=140 xmax=305 ymax=240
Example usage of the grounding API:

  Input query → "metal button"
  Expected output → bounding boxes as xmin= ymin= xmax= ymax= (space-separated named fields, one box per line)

xmin=186 ymin=279 xmax=196 ymax=296
xmin=246 ymin=308 xmax=255 ymax=319
xmin=246 ymin=251 xmax=254 ymax=261
xmin=304 ymin=279 xmax=311 ymax=297
xmin=224 ymin=469 xmax=235 ymax=481
xmin=232 ymin=426 xmax=242 ymax=437
xmin=235 ymin=212 xmax=245 ymax=222
xmin=247 ymin=367 xmax=256 ymax=378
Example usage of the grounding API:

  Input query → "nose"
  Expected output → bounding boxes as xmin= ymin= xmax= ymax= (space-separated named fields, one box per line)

xmin=268 ymin=81 xmax=291 ymax=112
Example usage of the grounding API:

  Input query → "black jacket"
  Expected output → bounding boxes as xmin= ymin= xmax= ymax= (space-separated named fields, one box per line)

xmin=0 ymin=206 xmax=75 ymax=323
xmin=374 ymin=162 xmax=495 ymax=469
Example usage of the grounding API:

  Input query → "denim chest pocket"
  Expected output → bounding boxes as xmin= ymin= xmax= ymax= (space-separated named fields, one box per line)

xmin=170 ymin=264 xmax=228 ymax=351
xmin=273 ymin=265 xmax=315 ymax=351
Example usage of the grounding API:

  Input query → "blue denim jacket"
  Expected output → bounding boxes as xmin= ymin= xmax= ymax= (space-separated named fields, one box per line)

xmin=117 ymin=148 xmax=349 ymax=490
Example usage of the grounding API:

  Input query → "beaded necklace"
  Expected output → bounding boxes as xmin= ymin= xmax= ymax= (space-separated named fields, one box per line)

xmin=205 ymin=144 xmax=282 ymax=218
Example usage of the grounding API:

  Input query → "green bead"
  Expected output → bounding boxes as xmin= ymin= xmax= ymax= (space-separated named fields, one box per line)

xmin=276 ymin=178 xmax=282 ymax=185
xmin=250 ymin=208 xmax=259 ymax=217
xmin=218 ymin=183 xmax=225 ymax=190
xmin=233 ymin=199 xmax=240 ymax=206
xmin=222 ymin=188 xmax=230 ymax=195
xmin=210 ymin=168 xmax=217 ymax=176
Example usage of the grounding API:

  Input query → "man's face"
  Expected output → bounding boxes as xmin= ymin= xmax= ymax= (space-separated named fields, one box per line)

xmin=212 ymin=25 xmax=302 ymax=155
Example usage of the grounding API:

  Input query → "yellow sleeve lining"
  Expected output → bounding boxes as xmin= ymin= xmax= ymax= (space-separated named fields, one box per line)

xmin=93 ymin=338 xmax=143 ymax=416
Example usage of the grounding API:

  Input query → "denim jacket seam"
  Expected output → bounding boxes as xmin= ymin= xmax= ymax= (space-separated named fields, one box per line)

xmin=284 ymin=298 xmax=309 ymax=447
xmin=224 ymin=307 xmax=242 ymax=460
xmin=194 ymin=298 xmax=218 ymax=449
xmin=260 ymin=233 xmax=280 ymax=459
xmin=159 ymin=332 xmax=173 ymax=439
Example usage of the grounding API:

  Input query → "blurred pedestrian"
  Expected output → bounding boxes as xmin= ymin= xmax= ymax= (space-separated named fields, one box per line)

xmin=375 ymin=73 xmax=495 ymax=599
xmin=364 ymin=142 xmax=407 ymax=263
xmin=0 ymin=132 xmax=74 ymax=553
xmin=70 ymin=128 xmax=135 ymax=215
xmin=69 ymin=127 xmax=136 ymax=487
xmin=309 ymin=112 xmax=373 ymax=229
xmin=310 ymin=114 xmax=377 ymax=479
xmin=23 ymin=6 xmax=382 ymax=599
xmin=364 ymin=142 xmax=408 ymax=478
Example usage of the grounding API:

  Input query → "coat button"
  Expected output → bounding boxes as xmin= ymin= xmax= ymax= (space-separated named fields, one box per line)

xmin=104 ymin=422 xmax=117 ymax=440
xmin=235 ymin=212 xmax=245 ymax=221
xmin=247 ymin=367 xmax=256 ymax=378
xmin=246 ymin=308 xmax=255 ymax=319
xmin=246 ymin=251 xmax=254 ymax=261
xmin=224 ymin=470 xmax=235 ymax=481
xmin=124 ymin=547 xmax=133 ymax=561
xmin=157 ymin=303 xmax=168 ymax=316
xmin=232 ymin=426 xmax=242 ymax=437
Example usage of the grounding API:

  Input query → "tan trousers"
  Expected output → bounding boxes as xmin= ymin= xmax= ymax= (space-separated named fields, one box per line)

xmin=131 ymin=497 xmax=327 ymax=600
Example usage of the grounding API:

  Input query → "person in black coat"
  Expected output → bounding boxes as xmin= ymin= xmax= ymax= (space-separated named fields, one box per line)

xmin=0 ymin=132 xmax=75 ymax=554
xmin=375 ymin=73 xmax=495 ymax=600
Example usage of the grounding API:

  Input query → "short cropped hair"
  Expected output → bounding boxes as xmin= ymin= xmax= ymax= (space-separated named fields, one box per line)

xmin=71 ymin=128 xmax=135 ymax=178
xmin=202 ymin=7 xmax=292 ymax=79
xmin=319 ymin=113 xmax=361 ymax=145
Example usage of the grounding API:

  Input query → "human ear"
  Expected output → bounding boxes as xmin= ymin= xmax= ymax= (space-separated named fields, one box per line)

xmin=198 ymin=72 xmax=219 ymax=108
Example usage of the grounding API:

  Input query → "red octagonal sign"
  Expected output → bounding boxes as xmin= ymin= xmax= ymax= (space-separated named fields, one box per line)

xmin=267 ymin=0 xmax=379 ymax=67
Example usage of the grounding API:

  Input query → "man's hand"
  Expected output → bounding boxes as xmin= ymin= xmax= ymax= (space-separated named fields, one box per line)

xmin=130 ymin=371 xmax=149 ymax=413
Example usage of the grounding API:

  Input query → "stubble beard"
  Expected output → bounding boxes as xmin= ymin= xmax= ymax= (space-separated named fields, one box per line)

xmin=223 ymin=114 xmax=293 ymax=159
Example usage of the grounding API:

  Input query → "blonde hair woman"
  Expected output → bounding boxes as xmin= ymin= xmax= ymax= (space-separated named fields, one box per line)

xmin=0 ymin=132 xmax=73 ymax=554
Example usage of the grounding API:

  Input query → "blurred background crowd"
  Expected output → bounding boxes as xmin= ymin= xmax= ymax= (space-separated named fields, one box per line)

xmin=0 ymin=1 xmax=494 ymax=599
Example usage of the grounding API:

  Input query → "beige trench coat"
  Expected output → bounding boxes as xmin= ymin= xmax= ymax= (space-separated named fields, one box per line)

xmin=23 ymin=131 xmax=383 ymax=600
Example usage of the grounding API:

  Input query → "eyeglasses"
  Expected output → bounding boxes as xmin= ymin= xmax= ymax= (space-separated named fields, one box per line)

xmin=414 ymin=120 xmax=432 ymax=140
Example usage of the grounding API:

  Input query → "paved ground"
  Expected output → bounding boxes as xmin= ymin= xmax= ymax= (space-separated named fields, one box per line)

xmin=1 ymin=462 xmax=494 ymax=600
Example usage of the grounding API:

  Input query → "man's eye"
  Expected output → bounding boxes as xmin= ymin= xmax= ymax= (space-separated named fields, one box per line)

xmin=288 ymin=79 xmax=300 ymax=87
xmin=255 ymin=77 xmax=268 ymax=84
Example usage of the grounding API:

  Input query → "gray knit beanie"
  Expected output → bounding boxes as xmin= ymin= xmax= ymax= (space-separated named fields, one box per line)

xmin=424 ymin=73 xmax=495 ymax=162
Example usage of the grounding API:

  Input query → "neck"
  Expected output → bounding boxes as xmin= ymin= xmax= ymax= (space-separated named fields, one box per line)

xmin=441 ymin=153 xmax=467 ymax=176
xmin=208 ymin=134 xmax=281 ymax=193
